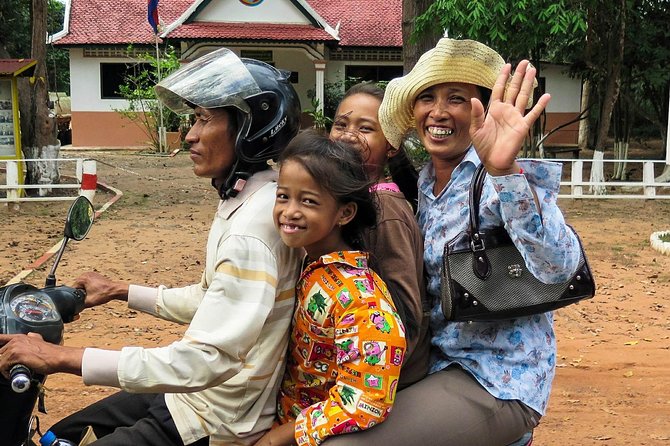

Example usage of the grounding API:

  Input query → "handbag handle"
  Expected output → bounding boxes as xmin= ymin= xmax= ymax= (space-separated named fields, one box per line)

xmin=467 ymin=164 xmax=492 ymax=279
xmin=468 ymin=164 xmax=487 ymax=249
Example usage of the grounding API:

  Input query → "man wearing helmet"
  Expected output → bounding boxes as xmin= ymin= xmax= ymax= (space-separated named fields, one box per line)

xmin=0 ymin=49 xmax=303 ymax=446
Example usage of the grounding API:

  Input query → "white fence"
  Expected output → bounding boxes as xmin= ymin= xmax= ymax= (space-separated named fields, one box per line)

xmin=1 ymin=157 xmax=668 ymax=201
xmin=0 ymin=158 xmax=97 ymax=202
xmin=543 ymin=158 xmax=670 ymax=199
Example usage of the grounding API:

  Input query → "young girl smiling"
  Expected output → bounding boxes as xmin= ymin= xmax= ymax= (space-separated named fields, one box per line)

xmin=258 ymin=131 xmax=406 ymax=446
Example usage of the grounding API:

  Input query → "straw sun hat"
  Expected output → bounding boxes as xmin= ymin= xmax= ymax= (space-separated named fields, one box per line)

xmin=379 ymin=38 xmax=531 ymax=149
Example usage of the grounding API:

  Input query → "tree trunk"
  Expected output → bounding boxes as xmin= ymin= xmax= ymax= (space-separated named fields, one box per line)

xmin=593 ymin=0 xmax=626 ymax=154
xmin=20 ymin=0 xmax=60 ymax=194
xmin=402 ymin=0 xmax=439 ymax=74
xmin=589 ymin=150 xmax=606 ymax=195
xmin=578 ymin=79 xmax=591 ymax=152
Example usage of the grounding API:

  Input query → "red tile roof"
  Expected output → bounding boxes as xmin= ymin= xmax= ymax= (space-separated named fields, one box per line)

xmin=167 ymin=22 xmax=335 ymax=41
xmin=0 ymin=59 xmax=37 ymax=77
xmin=55 ymin=0 xmax=193 ymax=45
xmin=54 ymin=0 xmax=402 ymax=48
xmin=310 ymin=0 xmax=402 ymax=47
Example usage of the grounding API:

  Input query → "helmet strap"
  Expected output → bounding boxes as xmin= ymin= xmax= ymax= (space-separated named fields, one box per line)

xmin=214 ymin=159 xmax=267 ymax=200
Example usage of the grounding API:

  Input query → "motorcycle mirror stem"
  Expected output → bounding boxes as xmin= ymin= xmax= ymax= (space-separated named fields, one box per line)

xmin=44 ymin=236 xmax=71 ymax=288
xmin=45 ymin=196 xmax=95 ymax=288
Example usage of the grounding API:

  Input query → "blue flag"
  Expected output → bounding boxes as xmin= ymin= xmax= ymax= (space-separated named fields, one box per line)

xmin=148 ymin=0 xmax=160 ymax=34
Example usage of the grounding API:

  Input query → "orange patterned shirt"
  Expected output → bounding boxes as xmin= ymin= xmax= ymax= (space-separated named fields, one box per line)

xmin=277 ymin=251 xmax=406 ymax=445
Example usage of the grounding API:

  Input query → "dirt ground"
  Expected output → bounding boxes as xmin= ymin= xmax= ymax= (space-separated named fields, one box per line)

xmin=1 ymin=149 xmax=669 ymax=445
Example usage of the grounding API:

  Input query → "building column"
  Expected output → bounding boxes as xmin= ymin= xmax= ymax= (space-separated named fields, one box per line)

xmin=314 ymin=60 xmax=326 ymax=112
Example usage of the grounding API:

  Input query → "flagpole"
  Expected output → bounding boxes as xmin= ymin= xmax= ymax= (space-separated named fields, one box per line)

xmin=155 ymin=34 xmax=165 ymax=153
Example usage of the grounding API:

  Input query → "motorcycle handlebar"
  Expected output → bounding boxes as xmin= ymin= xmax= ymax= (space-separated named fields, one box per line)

xmin=9 ymin=364 xmax=32 ymax=393
xmin=43 ymin=286 xmax=87 ymax=323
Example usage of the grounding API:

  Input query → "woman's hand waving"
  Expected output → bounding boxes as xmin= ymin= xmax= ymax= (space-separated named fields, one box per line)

xmin=469 ymin=60 xmax=551 ymax=176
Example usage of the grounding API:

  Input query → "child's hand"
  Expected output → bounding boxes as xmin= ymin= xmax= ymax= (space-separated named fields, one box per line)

xmin=253 ymin=421 xmax=296 ymax=446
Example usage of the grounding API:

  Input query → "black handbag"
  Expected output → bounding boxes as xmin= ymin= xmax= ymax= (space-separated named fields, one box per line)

xmin=440 ymin=164 xmax=596 ymax=321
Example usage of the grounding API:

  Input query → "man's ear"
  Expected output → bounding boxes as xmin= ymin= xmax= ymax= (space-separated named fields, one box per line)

xmin=337 ymin=202 xmax=358 ymax=227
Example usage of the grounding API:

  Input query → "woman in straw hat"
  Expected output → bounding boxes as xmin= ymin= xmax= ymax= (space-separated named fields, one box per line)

xmin=322 ymin=38 xmax=582 ymax=446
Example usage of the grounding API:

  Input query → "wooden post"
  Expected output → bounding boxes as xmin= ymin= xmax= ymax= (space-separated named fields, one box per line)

xmin=6 ymin=160 xmax=19 ymax=201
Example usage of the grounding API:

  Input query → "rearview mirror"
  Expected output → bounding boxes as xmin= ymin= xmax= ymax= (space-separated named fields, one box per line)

xmin=64 ymin=196 xmax=95 ymax=241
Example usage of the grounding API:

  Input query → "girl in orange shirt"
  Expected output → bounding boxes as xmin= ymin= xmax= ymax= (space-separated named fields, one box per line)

xmin=256 ymin=131 xmax=406 ymax=446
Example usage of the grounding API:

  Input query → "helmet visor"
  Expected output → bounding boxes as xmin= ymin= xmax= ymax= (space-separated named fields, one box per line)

xmin=155 ymin=48 xmax=261 ymax=115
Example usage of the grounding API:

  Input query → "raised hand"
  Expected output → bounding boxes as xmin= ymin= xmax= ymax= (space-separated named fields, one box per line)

xmin=469 ymin=60 xmax=551 ymax=176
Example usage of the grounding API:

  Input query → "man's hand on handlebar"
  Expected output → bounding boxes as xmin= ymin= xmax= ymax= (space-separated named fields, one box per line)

xmin=71 ymin=271 xmax=130 ymax=308
xmin=0 ymin=333 xmax=84 ymax=377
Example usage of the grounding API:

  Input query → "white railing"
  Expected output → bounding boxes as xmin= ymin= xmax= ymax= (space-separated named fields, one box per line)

xmin=2 ymin=157 xmax=668 ymax=201
xmin=539 ymin=158 xmax=670 ymax=199
xmin=0 ymin=158 xmax=97 ymax=202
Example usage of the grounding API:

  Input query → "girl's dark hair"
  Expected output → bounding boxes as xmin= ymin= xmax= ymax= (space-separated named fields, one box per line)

xmin=279 ymin=129 xmax=377 ymax=250
xmin=340 ymin=82 xmax=419 ymax=209
xmin=342 ymin=81 xmax=385 ymax=103
xmin=280 ymin=130 xmax=415 ymax=336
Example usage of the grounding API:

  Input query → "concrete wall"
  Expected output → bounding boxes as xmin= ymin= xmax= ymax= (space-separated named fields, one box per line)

xmin=71 ymin=111 xmax=151 ymax=147
xmin=67 ymin=45 xmax=318 ymax=146
xmin=69 ymin=48 xmax=152 ymax=146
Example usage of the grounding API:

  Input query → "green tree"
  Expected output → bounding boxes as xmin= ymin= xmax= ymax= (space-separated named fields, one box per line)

xmin=46 ymin=0 xmax=69 ymax=94
xmin=0 ymin=0 xmax=70 ymax=93
xmin=414 ymin=0 xmax=587 ymax=65
xmin=568 ymin=1 xmax=669 ymax=183
xmin=618 ymin=0 xmax=670 ymax=180
xmin=403 ymin=0 xmax=440 ymax=73
xmin=0 ymin=0 xmax=31 ymax=58
xmin=0 ymin=0 xmax=70 ymax=193
xmin=115 ymin=45 xmax=182 ymax=152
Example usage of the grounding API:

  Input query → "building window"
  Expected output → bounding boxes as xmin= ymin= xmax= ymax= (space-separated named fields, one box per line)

xmin=240 ymin=50 xmax=273 ymax=63
xmin=344 ymin=65 xmax=403 ymax=83
xmin=100 ymin=63 xmax=152 ymax=99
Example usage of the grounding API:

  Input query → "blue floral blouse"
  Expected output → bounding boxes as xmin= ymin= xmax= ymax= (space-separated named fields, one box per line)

xmin=417 ymin=146 xmax=581 ymax=415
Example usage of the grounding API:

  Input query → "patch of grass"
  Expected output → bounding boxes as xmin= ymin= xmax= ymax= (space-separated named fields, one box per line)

xmin=660 ymin=233 xmax=670 ymax=243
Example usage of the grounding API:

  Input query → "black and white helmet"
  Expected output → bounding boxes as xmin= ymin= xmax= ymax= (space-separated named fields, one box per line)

xmin=155 ymin=48 xmax=301 ymax=197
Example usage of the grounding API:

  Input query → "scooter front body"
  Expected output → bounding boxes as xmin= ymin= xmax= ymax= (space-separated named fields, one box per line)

xmin=0 ymin=283 xmax=65 ymax=446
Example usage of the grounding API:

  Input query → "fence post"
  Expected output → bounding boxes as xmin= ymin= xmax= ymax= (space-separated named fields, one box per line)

xmin=571 ymin=160 xmax=583 ymax=198
xmin=643 ymin=161 xmax=656 ymax=198
xmin=6 ymin=160 xmax=19 ymax=201
xmin=78 ymin=159 xmax=97 ymax=201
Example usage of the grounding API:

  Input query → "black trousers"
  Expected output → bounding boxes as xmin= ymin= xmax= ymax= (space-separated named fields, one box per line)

xmin=50 ymin=391 xmax=209 ymax=446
